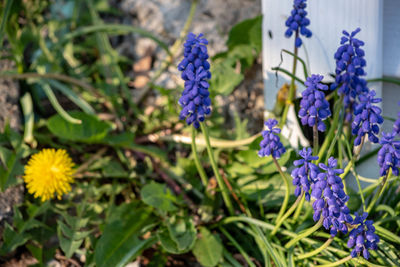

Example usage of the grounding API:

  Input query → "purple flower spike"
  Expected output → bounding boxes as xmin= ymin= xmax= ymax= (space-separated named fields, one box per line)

xmin=291 ymin=147 xmax=319 ymax=201
xmin=299 ymin=74 xmax=331 ymax=132
xmin=351 ymin=90 xmax=383 ymax=146
xmin=311 ymin=157 xmax=352 ymax=236
xmin=377 ymin=131 xmax=400 ymax=176
xmin=284 ymin=0 xmax=312 ymax=48
xmin=178 ymin=33 xmax=212 ymax=129
xmin=331 ymin=28 xmax=369 ymax=122
xmin=348 ymin=212 xmax=379 ymax=260
xmin=258 ymin=119 xmax=286 ymax=159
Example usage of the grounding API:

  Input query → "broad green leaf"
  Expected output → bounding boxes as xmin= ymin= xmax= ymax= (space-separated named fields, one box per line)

xmin=58 ymin=228 xmax=84 ymax=259
xmin=157 ymin=229 xmax=182 ymax=254
xmin=94 ymin=206 xmax=155 ymax=267
xmin=192 ymin=227 xmax=223 ymax=267
xmin=47 ymin=111 xmax=112 ymax=142
xmin=166 ymin=216 xmax=196 ymax=252
xmin=210 ymin=59 xmax=243 ymax=96
xmin=101 ymin=159 xmax=128 ymax=178
xmin=141 ymin=182 xmax=177 ymax=212
xmin=0 ymin=223 xmax=30 ymax=255
xmin=227 ymin=15 xmax=262 ymax=52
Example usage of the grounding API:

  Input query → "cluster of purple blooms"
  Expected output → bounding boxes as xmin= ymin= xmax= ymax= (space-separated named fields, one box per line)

xmin=330 ymin=28 xmax=384 ymax=146
xmin=348 ymin=212 xmax=380 ymax=260
xmin=291 ymin=147 xmax=319 ymax=201
xmin=351 ymin=90 xmax=383 ymax=146
xmin=284 ymin=0 xmax=312 ymax=47
xmin=177 ymin=33 xmax=212 ymax=129
xmin=257 ymin=120 xmax=380 ymax=257
xmin=377 ymin=132 xmax=400 ymax=176
xmin=331 ymin=28 xmax=369 ymax=123
xmin=258 ymin=119 xmax=286 ymax=159
xmin=298 ymin=74 xmax=331 ymax=132
xmin=311 ymin=157 xmax=352 ymax=236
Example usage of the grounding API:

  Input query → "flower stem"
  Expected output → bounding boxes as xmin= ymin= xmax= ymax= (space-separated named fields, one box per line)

xmin=284 ymin=216 xmax=323 ymax=249
xmin=280 ymin=31 xmax=299 ymax=128
xmin=271 ymin=191 xmax=304 ymax=236
xmin=200 ymin=122 xmax=234 ymax=215
xmin=314 ymin=255 xmax=353 ymax=267
xmin=191 ymin=127 xmax=209 ymax=187
xmin=272 ymin=157 xmax=290 ymax=223
xmin=296 ymin=236 xmax=333 ymax=260
xmin=366 ymin=171 xmax=390 ymax=213
xmin=313 ymin=124 xmax=319 ymax=155
xmin=293 ymin=192 xmax=305 ymax=220
xmin=317 ymin=98 xmax=343 ymax=163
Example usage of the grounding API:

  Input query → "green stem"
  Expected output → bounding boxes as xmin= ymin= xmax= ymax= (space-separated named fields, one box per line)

xmin=314 ymin=255 xmax=352 ymax=267
xmin=272 ymin=157 xmax=290 ymax=223
xmin=200 ymin=122 xmax=234 ymax=215
xmin=296 ymin=236 xmax=333 ymax=260
xmin=271 ymin=191 xmax=304 ymax=236
xmin=366 ymin=171 xmax=390 ymax=213
xmin=293 ymin=193 xmax=305 ymax=220
xmin=352 ymin=169 xmax=366 ymax=211
xmin=191 ymin=127 xmax=208 ymax=187
xmin=284 ymin=216 xmax=323 ymax=249
xmin=317 ymin=98 xmax=343 ymax=163
xmin=280 ymin=31 xmax=299 ymax=128
xmin=313 ymin=124 xmax=319 ymax=155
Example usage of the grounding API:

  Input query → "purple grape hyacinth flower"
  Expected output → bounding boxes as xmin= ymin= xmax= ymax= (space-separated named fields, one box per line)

xmin=331 ymin=28 xmax=369 ymax=122
xmin=377 ymin=131 xmax=400 ymax=176
xmin=299 ymin=74 xmax=331 ymax=132
xmin=258 ymin=119 xmax=286 ymax=159
xmin=394 ymin=102 xmax=400 ymax=136
xmin=284 ymin=0 xmax=312 ymax=47
xmin=351 ymin=90 xmax=383 ymax=146
xmin=347 ymin=212 xmax=379 ymax=260
xmin=291 ymin=147 xmax=319 ymax=201
xmin=178 ymin=33 xmax=212 ymax=129
xmin=311 ymin=157 xmax=352 ymax=236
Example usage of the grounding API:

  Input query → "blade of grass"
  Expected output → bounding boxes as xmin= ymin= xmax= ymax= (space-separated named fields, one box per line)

xmin=47 ymin=79 xmax=95 ymax=115
xmin=40 ymin=82 xmax=82 ymax=124
xmin=62 ymin=24 xmax=170 ymax=56
xmin=0 ymin=0 xmax=14 ymax=49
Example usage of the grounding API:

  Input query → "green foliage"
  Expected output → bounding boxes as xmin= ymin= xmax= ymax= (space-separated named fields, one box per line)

xmin=210 ymin=16 xmax=262 ymax=96
xmin=94 ymin=204 xmax=156 ymax=267
xmin=192 ymin=227 xmax=223 ymax=267
xmin=140 ymin=182 xmax=178 ymax=212
xmin=47 ymin=111 xmax=112 ymax=143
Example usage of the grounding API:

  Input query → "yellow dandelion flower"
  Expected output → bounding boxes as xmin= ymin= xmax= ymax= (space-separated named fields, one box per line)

xmin=24 ymin=148 xmax=75 ymax=202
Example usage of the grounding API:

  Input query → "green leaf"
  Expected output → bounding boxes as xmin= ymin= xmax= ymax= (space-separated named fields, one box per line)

xmin=157 ymin=229 xmax=182 ymax=254
xmin=0 ymin=0 xmax=14 ymax=49
xmin=166 ymin=216 xmax=196 ymax=252
xmin=192 ymin=227 xmax=223 ymax=267
xmin=47 ymin=111 xmax=112 ymax=142
xmin=227 ymin=16 xmax=262 ymax=52
xmin=0 ymin=223 xmax=30 ymax=255
xmin=210 ymin=59 xmax=243 ymax=96
xmin=141 ymin=182 xmax=177 ymax=212
xmin=94 ymin=206 xmax=155 ymax=267
xmin=0 ymin=146 xmax=24 ymax=191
